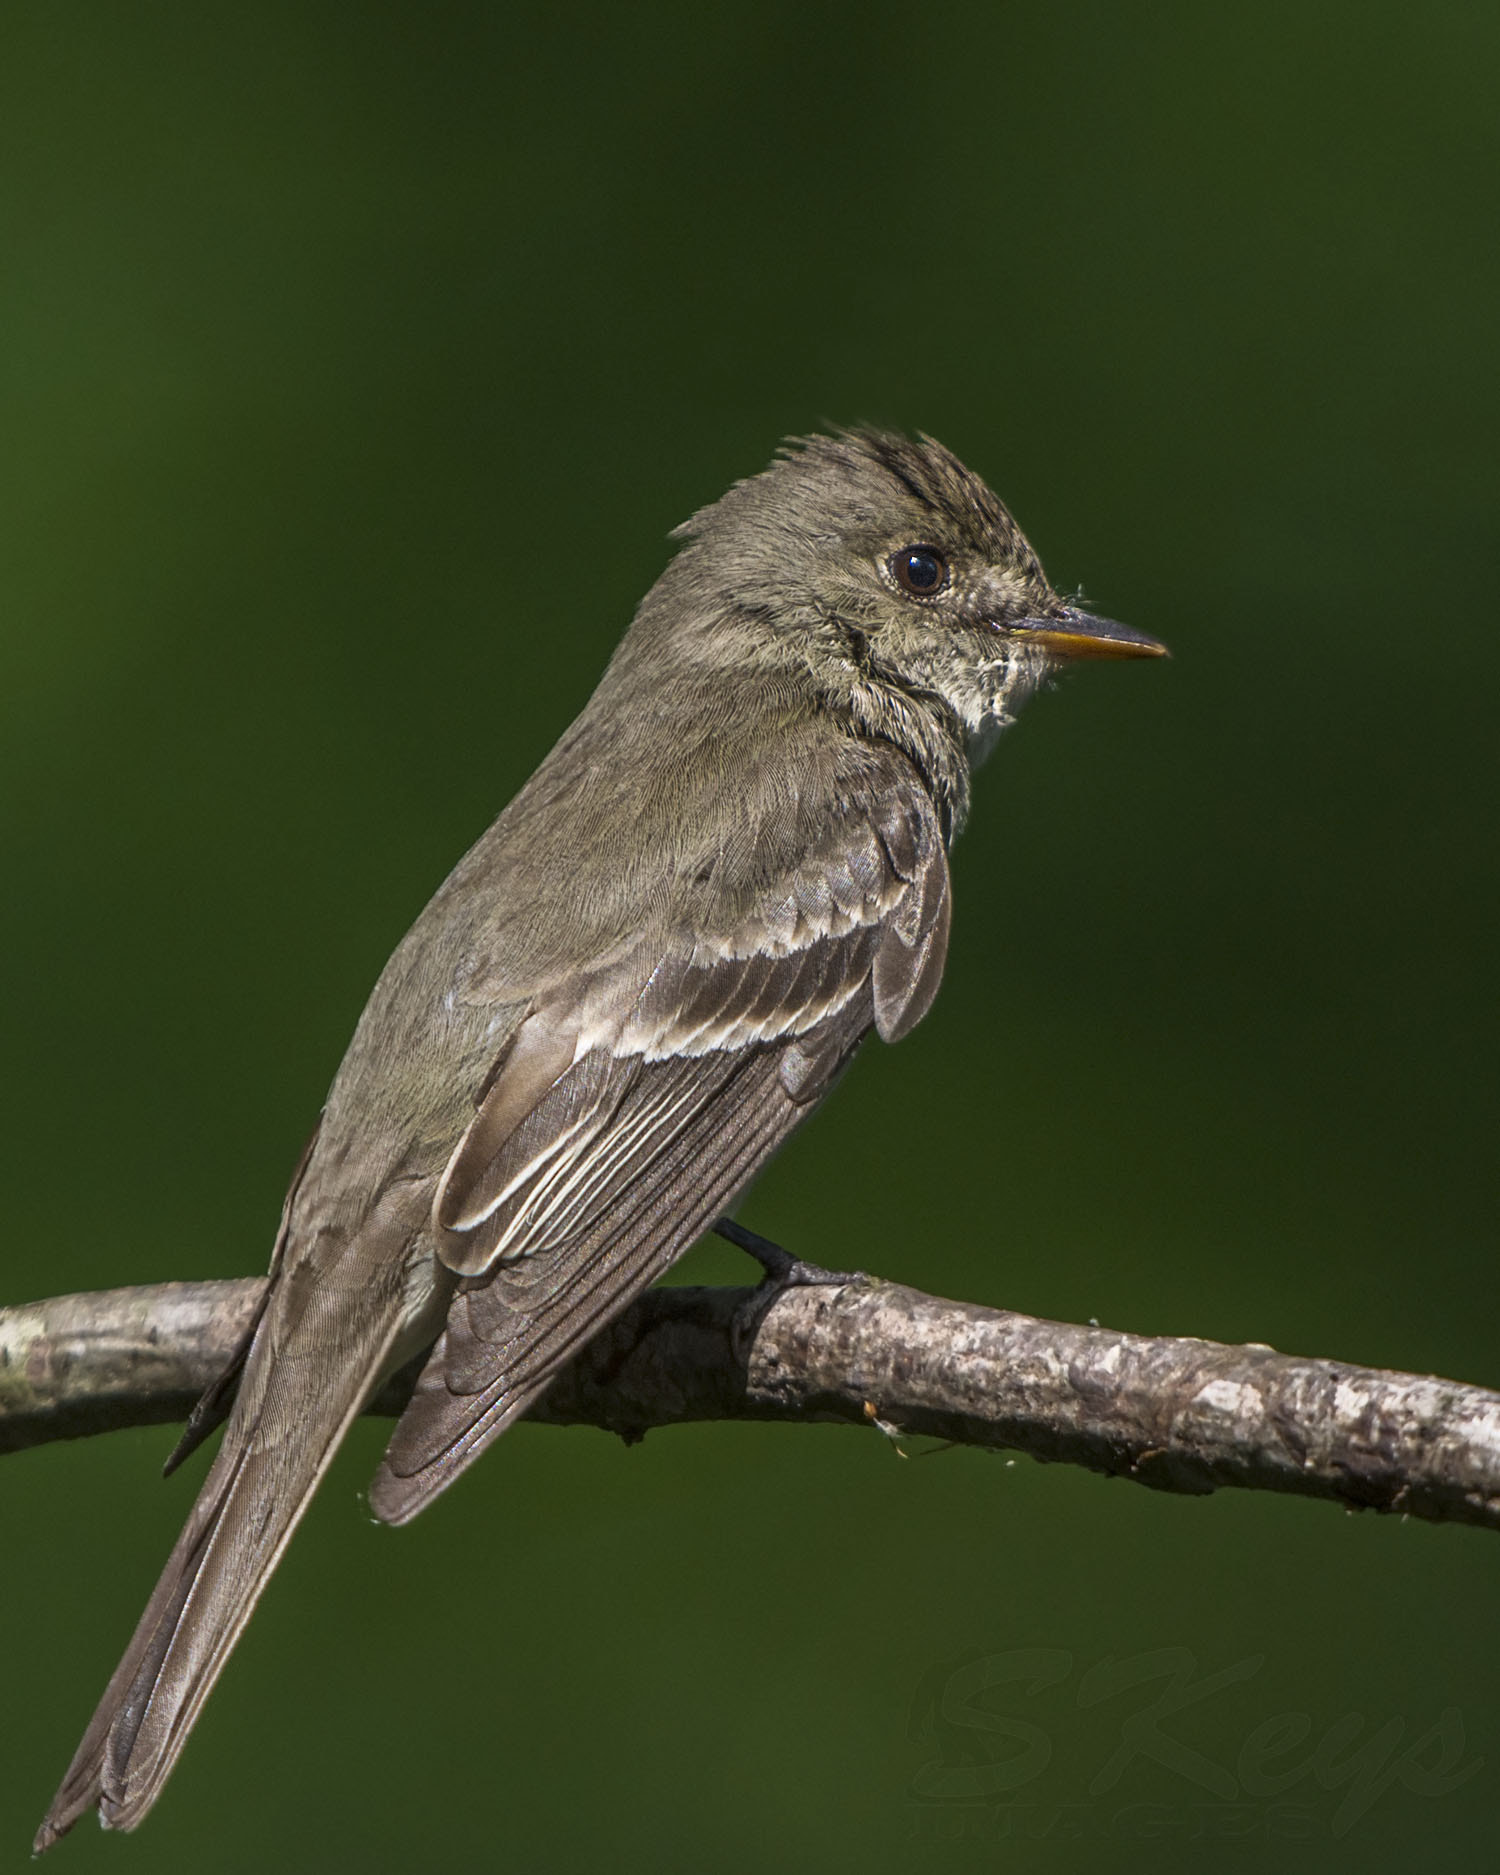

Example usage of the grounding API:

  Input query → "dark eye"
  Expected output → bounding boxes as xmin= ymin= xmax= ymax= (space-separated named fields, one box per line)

xmin=890 ymin=546 xmax=949 ymax=597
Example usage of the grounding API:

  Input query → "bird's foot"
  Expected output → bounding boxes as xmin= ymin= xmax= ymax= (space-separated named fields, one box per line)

xmin=712 ymin=1217 xmax=864 ymax=1360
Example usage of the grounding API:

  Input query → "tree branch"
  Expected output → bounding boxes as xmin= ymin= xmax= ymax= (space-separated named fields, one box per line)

xmin=3 ymin=1275 xmax=1497 ymax=1533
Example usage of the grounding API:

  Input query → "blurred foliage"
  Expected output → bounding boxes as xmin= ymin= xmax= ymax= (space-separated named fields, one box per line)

xmin=2 ymin=3 xmax=1496 ymax=1869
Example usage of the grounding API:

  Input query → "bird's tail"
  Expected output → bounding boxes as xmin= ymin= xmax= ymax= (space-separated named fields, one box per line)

xmin=34 ymin=1273 xmax=404 ymax=1851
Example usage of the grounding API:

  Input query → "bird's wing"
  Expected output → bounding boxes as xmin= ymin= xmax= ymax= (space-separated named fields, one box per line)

xmin=367 ymin=773 xmax=951 ymax=1523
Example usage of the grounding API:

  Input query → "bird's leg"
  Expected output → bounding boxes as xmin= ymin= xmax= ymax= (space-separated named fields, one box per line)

xmin=712 ymin=1216 xmax=864 ymax=1359
xmin=712 ymin=1216 xmax=858 ymax=1286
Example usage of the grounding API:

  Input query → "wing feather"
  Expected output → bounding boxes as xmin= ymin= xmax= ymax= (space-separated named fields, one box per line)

xmin=370 ymin=766 xmax=951 ymax=1522
xmin=368 ymin=1022 xmax=853 ymax=1524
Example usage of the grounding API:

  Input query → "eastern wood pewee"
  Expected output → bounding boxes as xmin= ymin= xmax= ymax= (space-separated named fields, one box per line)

xmin=37 ymin=429 xmax=1164 ymax=1848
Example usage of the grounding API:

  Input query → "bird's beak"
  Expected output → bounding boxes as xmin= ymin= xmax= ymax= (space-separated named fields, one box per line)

xmin=1010 ymin=606 xmax=1168 ymax=661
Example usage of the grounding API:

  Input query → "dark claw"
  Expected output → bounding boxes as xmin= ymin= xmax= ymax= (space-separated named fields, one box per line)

xmin=712 ymin=1216 xmax=864 ymax=1360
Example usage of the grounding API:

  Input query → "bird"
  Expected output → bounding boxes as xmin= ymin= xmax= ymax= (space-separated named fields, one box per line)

xmin=36 ymin=428 xmax=1164 ymax=1848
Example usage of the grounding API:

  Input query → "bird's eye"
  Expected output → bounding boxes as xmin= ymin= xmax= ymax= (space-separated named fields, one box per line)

xmin=890 ymin=546 xmax=949 ymax=597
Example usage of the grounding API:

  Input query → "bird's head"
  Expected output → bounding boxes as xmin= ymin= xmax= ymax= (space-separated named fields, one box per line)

xmin=665 ymin=427 xmax=1164 ymax=745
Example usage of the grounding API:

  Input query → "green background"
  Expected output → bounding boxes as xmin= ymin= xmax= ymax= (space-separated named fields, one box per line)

xmin=3 ymin=3 xmax=1496 ymax=1869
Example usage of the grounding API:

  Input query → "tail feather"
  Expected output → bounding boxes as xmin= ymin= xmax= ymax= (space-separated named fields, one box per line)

xmin=35 ymin=1280 xmax=403 ymax=1852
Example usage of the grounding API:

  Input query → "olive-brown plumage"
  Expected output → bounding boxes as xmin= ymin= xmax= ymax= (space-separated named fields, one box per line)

xmin=36 ymin=429 xmax=1163 ymax=1850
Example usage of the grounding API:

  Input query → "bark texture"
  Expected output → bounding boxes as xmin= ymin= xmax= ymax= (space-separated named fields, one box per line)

xmin=3 ymin=1276 xmax=1497 ymax=1532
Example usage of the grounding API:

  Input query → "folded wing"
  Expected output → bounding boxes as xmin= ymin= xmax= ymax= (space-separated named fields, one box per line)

xmin=368 ymin=770 xmax=951 ymax=1523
